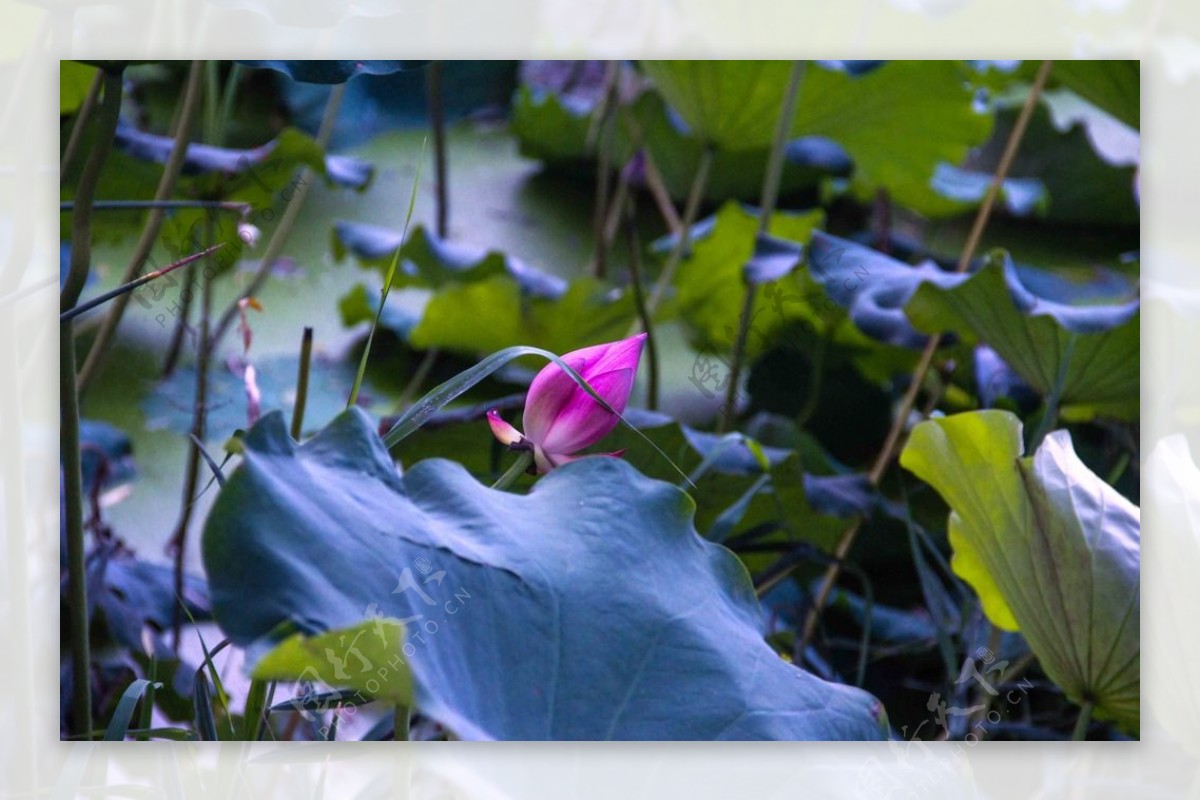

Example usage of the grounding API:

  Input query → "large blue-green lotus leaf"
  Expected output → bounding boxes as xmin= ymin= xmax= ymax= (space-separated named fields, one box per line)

xmin=238 ymin=60 xmax=426 ymax=84
xmin=202 ymin=409 xmax=887 ymax=740
xmin=900 ymin=411 xmax=1139 ymax=734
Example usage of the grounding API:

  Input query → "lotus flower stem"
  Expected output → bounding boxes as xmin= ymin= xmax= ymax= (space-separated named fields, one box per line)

xmin=793 ymin=60 xmax=1055 ymax=653
xmin=720 ymin=60 xmax=807 ymax=434
xmin=491 ymin=451 xmax=534 ymax=490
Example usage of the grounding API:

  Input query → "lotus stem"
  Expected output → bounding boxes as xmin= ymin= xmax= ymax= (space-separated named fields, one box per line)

xmin=291 ymin=326 xmax=314 ymax=440
xmin=491 ymin=451 xmax=534 ymax=490
xmin=427 ymin=61 xmax=448 ymax=239
xmin=720 ymin=60 xmax=807 ymax=433
xmin=61 ymin=65 xmax=125 ymax=738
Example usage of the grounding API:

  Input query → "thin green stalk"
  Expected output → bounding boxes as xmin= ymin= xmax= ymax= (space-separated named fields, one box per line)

xmin=62 ymin=69 xmax=124 ymax=311
xmin=211 ymin=82 xmax=346 ymax=349
xmin=625 ymin=196 xmax=659 ymax=410
xmin=1028 ymin=334 xmax=1076 ymax=453
xmin=61 ymin=65 xmax=124 ymax=739
xmin=643 ymin=145 xmax=713 ymax=321
xmin=491 ymin=451 xmax=534 ymax=490
xmin=796 ymin=316 xmax=837 ymax=426
xmin=214 ymin=62 xmax=243 ymax=145
xmin=291 ymin=326 xmax=313 ymax=440
xmin=61 ymin=323 xmax=91 ymax=737
xmin=427 ymin=61 xmax=448 ymax=239
xmin=590 ymin=65 xmax=620 ymax=279
xmin=79 ymin=59 xmax=205 ymax=394
xmin=60 ymin=69 xmax=103 ymax=180
xmin=62 ymin=244 xmax=223 ymax=322
xmin=719 ymin=60 xmax=806 ymax=434
xmin=392 ymin=348 xmax=440 ymax=414
xmin=394 ymin=705 xmax=410 ymax=742
xmin=64 ymin=199 xmax=248 ymax=214
xmin=1072 ymin=700 xmax=1094 ymax=741
xmin=203 ymin=60 xmax=221 ymax=145
xmin=161 ymin=276 xmax=194 ymax=377
xmin=169 ymin=210 xmax=216 ymax=647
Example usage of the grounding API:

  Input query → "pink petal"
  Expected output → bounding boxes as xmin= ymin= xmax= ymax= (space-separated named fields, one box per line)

xmin=523 ymin=333 xmax=646 ymax=450
xmin=532 ymin=445 xmax=557 ymax=474
xmin=534 ymin=368 xmax=634 ymax=455
xmin=487 ymin=409 xmax=524 ymax=447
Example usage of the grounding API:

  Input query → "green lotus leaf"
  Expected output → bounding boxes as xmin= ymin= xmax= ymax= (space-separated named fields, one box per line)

xmin=900 ymin=410 xmax=1139 ymax=734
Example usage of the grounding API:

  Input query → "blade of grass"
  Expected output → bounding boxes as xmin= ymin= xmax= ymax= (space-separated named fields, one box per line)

xmin=103 ymin=679 xmax=163 ymax=741
xmin=189 ymin=623 xmax=235 ymax=740
xmin=240 ymin=678 xmax=270 ymax=741
xmin=347 ymin=138 xmax=426 ymax=409
xmin=193 ymin=670 xmax=218 ymax=742
xmin=269 ymin=690 xmax=372 ymax=713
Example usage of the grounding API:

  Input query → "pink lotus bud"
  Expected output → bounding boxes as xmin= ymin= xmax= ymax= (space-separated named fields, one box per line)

xmin=488 ymin=333 xmax=646 ymax=473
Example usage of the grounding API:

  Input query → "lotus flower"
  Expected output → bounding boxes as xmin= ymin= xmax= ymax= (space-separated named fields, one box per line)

xmin=488 ymin=333 xmax=647 ymax=473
